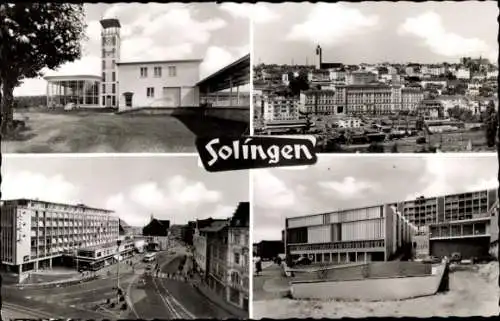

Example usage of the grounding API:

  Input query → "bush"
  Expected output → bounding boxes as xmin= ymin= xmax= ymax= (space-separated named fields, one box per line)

xmin=121 ymin=303 xmax=128 ymax=310
xmin=110 ymin=302 xmax=116 ymax=308
xmin=119 ymin=296 xmax=125 ymax=302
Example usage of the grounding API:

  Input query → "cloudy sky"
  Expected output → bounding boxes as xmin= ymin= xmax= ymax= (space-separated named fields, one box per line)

xmin=14 ymin=2 xmax=250 ymax=96
xmin=254 ymin=1 xmax=498 ymax=65
xmin=253 ymin=155 xmax=498 ymax=243
xmin=2 ymin=156 xmax=248 ymax=227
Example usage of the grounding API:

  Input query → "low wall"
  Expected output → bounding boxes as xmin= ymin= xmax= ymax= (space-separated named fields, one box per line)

xmin=291 ymin=263 xmax=446 ymax=301
xmin=116 ymin=106 xmax=249 ymax=123
xmin=290 ymin=262 xmax=432 ymax=282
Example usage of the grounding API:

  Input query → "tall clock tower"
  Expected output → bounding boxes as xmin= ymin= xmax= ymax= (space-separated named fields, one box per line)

xmin=100 ymin=18 xmax=121 ymax=108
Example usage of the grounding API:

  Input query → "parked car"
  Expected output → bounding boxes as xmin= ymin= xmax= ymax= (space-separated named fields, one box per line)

xmin=471 ymin=254 xmax=495 ymax=264
xmin=422 ymin=256 xmax=441 ymax=264
xmin=293 ymin=256 xmax=312 ymax=266
xmin=450 ymin=252 xmax=462 ymax=263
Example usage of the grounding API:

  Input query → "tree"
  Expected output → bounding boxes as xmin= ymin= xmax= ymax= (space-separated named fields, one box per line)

xmin=0 ymin=3 xmax=87 ymax=134
xmin=288 ymin=71 xmax=309 ymax=96
xmin=484 ymin=101 xmax=498 ymax=148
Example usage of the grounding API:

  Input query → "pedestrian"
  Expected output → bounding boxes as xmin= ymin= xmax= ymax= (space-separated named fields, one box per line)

xmin=276 ymin=256 xmax=282 ymax=266
xmin=255 ymin=259 xmax=262 ymax=276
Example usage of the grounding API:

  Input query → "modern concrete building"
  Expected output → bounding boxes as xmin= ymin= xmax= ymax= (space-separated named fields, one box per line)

xmin=44 ymin=18 xmax=249 ymax=115
xmin=285 ymin=204 xmax=416 ymax=264
xmin=399 ymin=189 xmax=499 ymax=259
xmin=300 ymin=90 xmax=343 ymax=115
xmin=0 ymin=199 xmax=119 ymax=281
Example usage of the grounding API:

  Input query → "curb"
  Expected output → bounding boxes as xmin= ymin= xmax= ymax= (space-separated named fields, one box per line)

xmin=191 ymin=281 xmax=248 ymax=319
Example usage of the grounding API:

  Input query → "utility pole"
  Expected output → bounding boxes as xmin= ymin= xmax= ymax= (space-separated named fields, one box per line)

xmin=116 ymin=239 xmax=122 ymax=290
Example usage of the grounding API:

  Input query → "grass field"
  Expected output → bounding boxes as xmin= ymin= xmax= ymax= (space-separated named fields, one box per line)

xmin=3 ymin=110 xmax=248 ymax=153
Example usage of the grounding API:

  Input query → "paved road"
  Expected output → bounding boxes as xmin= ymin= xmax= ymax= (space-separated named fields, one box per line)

xmin=129 ymin=251 xmax=237 ymax=319
xmin=1 ymin=257 xmax=147 ymax=320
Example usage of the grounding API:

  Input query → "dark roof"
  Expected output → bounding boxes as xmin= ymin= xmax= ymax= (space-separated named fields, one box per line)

xmin=158 ymin=220 xmax=170 ymax=227
xmin=117 ymin=59 xmax=203 ymax=66
xmin=199 ymin=220 xmax=228 ymax=233
xmin=100 ymin=19 xmax=121 ymax=29
xmin=230 ymin=202 xmax=249 ymax=227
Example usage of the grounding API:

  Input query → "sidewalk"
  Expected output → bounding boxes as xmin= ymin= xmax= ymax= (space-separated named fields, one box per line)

xmin=190 ymin=272 xmax=248 ymax=319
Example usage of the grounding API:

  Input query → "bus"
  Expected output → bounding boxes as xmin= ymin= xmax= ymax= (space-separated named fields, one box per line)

xmin=143 ymin=252 xmax=157 ymax=263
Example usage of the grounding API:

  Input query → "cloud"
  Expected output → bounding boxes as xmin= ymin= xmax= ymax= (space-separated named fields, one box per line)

xmin=286 ymin=3 xmax=379 ymax=45
xmin=318 ymin=177 xmax=377 ymax=199
xmin=200 ymin=45 xmax=249 ymax=79
xmin=220 ymin=3 xmax=279 ymax=24
xmin=2 ymin=170 xmax=80 ymax=204
xmin=254 ymin=169 xmax=297 ymax=210
xmin=398 ymin=11 xmax=497 ymax=62
xmin=104 ymin=175 xmax=226 ymax=226
xmin=467 ymin=177 xmax=498 ymax=191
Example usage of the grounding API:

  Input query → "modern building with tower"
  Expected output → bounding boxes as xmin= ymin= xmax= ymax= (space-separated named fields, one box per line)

xmin=0 ymin=199 xmax=119 ymax=282
xmin=44 ymin=18 xmax=250 ymax=113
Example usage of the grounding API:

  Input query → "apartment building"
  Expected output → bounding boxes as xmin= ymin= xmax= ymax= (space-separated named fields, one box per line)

xmin=401 ymin=87 xmax=425 ymax=111
xmin=142 ymin=217 xmax=170 ymax=251
xmin=338 ymin=84 xmax=403 ymax=115
xmin=300 ymin=90 xmax=342 ymax=115
xmin=262 ymin=94 xmax=300 ymax=122
xmin=399 ymin=189 xmax=498 ymax=258
xmin=346 ymin=71 xmax=378 ymax=85
xmin=285 ymin=204 xmax=415 ymax=264
xmin=202 ymin=202 xmax=249 ymax=312
xmin=0 ymin=199 xmax=119 ymax=280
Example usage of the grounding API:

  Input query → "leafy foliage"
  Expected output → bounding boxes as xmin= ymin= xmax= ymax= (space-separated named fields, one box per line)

xmin=484 ymin=101 xmax=498 ymax=148
xmin=0 ymin=3 xmax=87 ymax=132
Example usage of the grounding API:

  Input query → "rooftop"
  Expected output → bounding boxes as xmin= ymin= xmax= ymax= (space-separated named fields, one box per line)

xmin=1 ymin=198 xmax=114 ymax=213
xmin=116 ymin=59 xmax=203 ymax=66
xmin=200 ymin=219 xmax=228 ymax=233
xmin=44 ymin=75 xmax=102 ymax=81
xmin=100 ymin=18 xmax=121 ymax=29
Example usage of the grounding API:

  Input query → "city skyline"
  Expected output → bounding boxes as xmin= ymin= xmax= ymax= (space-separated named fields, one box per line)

xmin=254 ymin=2 xmax=498 ymax=66
xmin=2 ymin=156 xmax=249 ymax=227
xmin=253 ymin=156 xmax=498 ymax=243
xmin=14 ymin=2 xmax=250 ymax=96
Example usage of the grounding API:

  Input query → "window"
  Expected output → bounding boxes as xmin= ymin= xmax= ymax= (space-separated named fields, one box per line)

xmin=112 ymin=72 xmax=116 ymax=82
xmin=102 ymin=60 xmax=105 ymax=70
xmin=147 ymin=87 xmax=155 ymax=98
xmin=168 ymin=66 xmax=176 ymax=77
xmin=112 ymin=59 xmax=116 ymax=68
xmin=112 ymin=96 xmax=116 ymax=106
xmin=154 ymin=66 xmax=162 ymax=77
xmin=140 ymin=67 xmax=148 ymax=78
xmin=112 ymin=84 xmax=115 ymax=94
xmin=234 ymin=252 xmax=240 ymax=265
xmin=102 ymin=96 xmax=105 ymax=105
xmin=102 ymin=72 xmax=106 ymax=82
xmin=102 ymin=84 xmax=106 ymax=94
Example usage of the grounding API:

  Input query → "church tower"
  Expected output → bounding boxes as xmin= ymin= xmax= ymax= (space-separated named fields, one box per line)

xmin=99 ymin=18 xmax=121 ymax=108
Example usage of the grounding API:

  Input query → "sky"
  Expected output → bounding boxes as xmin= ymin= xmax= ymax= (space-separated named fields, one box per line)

xmin=254 ymin=1 xmax=499 ymax=65
xmin=14 ymin=2 xmax=251 ymax=96
xmin=2 ymin=156 xmax=249 ymax=227
xmin=253 ymin=155 xmax=498 ymax=243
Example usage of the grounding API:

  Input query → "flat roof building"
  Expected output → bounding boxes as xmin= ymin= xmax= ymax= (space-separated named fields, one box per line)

xmin=0 ymin=199 xmax=119 ymax=279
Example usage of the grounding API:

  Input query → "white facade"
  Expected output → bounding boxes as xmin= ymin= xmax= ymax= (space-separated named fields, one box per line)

xmin=455 ymin=68 xmax=471 ymax=79
xmin=337 ymin=117 xmax=361 ymax=128
xmin=193 ymin=229 xmax=207 ymax=273
xmin=117 ymin=61 xmax=201 ymax=110
xmin=263 ymin=95 xmax=300 ymax=121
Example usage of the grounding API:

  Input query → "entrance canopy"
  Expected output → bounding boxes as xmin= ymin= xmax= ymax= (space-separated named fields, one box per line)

xmin=197 ymin=54 xmax=250 ymax=94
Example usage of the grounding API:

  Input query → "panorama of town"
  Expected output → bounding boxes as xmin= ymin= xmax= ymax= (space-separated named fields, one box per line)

xmin=253 ymin=47 xmax=498 ymax=153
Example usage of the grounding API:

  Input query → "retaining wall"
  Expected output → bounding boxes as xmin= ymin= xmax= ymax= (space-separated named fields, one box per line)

xmin=291 ymin=263 xmax=446 ymax=301
xmin=116 ymin=106 xmax=249 ymax=123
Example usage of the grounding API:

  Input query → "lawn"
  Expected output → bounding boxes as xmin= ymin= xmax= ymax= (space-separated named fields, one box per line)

xmin=2 ymin=110 xmax=248 ymax=153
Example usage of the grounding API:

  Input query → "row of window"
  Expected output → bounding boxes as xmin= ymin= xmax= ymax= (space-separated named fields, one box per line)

xmin=102 ymin=83 xmax=116 ymax=94
xmin=140 ymin=66 xmax=177 ymax=78
xmin=102 ymin=72 xmax=116 ymax=83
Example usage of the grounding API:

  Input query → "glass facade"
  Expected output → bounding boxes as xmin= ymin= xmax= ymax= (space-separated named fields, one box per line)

xmin=47 ymin=78 xmax=100 ymax=108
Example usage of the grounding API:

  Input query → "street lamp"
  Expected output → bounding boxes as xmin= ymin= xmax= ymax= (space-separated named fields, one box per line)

xmin=116 ymin=239 xmax=122 ymax=290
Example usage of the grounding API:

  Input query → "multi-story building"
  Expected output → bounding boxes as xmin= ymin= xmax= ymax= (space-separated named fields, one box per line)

xmin=455 ymin=67 xmax=471 ymax=79
xmin=401 ymin=87 xmax=425 ymax=111
xmin=226 ymin=203 xmax=249 ymax=311
xmin=0 ymin=199 xmax=119 ymax=281
xmin=285 ymin=188 xmax=499 ymax=264
xmin=300 ymin=90 xmax=341 ymax=115
xmin=285 ymin=204 xmax=415 ymax=264
xmin=254 ymin=240 xmax=284 ymax=260
xmin=346 ymin=71 xmax=378 ymax=85
xmin=399 ymin=189 xmax=498 ymax=259
xmin=337 ymin=84 xmax=402 ymax=115
xmin=416 ymin=99 xmax=444 ymax=119
xmin=203 ymin=202 xmax=249 ymax=312
xmin=262 ymin=94 xmax=300 ymax=121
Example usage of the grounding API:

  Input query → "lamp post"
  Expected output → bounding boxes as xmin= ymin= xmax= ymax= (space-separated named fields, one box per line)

xmin=116 ymin=239 xmax=122 ymax=290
